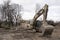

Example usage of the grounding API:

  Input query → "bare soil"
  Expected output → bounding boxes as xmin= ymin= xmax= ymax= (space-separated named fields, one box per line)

xmin=0 ymin=25 xmax=60 ymax=40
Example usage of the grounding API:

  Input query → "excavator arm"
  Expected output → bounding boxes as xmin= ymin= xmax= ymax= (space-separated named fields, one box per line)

xmin=31 ymin=4 xmax=48 ymax=27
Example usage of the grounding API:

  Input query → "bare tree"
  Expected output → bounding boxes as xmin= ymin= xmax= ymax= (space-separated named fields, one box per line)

xmin=0 ymin=0 xmax=22 ymax=26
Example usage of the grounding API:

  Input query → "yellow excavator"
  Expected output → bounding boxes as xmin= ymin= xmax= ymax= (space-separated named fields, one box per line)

xmin=21 ymin=4 xmax=54 ymax=36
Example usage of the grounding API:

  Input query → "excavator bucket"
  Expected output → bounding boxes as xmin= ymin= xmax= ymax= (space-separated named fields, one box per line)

xmin=41 ymin=25 xmax=54 ymax=36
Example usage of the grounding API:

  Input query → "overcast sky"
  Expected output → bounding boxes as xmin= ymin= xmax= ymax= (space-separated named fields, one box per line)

xmin=0 ymin=0 xmax=60 ymax=22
